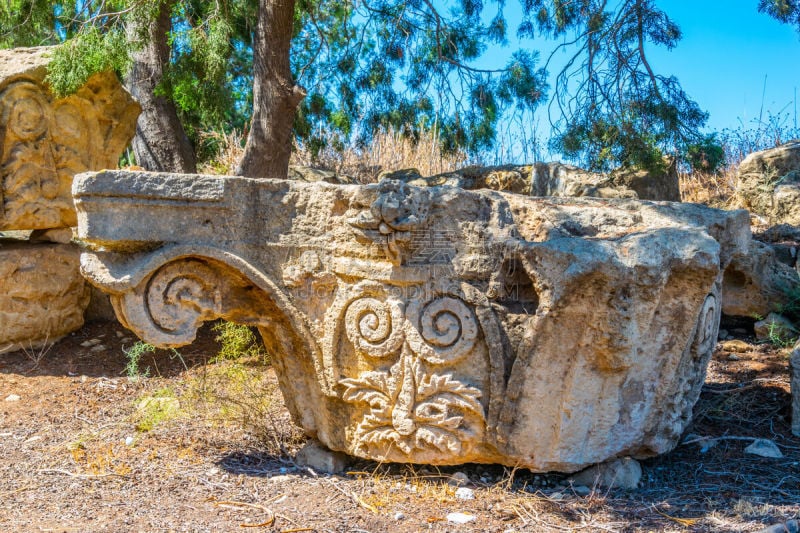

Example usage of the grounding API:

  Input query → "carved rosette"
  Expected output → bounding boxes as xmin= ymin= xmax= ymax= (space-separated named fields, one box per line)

xmin=333 ymin=282 xmax=495 ymax=462
xmin=347 ymin=180 xmax=433 ymax=265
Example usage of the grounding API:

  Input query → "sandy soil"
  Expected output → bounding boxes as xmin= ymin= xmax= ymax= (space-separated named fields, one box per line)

xmin=1 ymin=320 xmax=798 ymax=532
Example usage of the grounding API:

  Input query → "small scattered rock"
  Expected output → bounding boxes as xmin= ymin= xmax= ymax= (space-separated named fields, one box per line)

xmin=394 ymin=512 xmax=405 ymax=521
xmin=80 ymin=338 xmax=103 ymax=348
xmin=728 ymin=354 xmax=741 ymax=361
xmin=449 ymin=471 xmax=470 ymax=486
xmin=446 ymin=512 xmax=476 ymax=524
xmin=89 ymin=344 xmax=107 ymax=353
xmin=754 ymin=313 xmax=798 ymax=343
xmin=719 ymin=339 xmax=752 ymax=353
xmin=744 ymin=438 xmax=784 ymax=459
xmin=572 ymin=485 xmax=591 ymax=496
xmin=124 ymin=436 xmax=134 ymax=446
xmin=4 ymin=394 xmax=20 ymax=402
xmin=699 ymin=439 xmax=718 ymax=454
xmin=295 ymin=440 xmax=349 ymax=474
xmin=570 ymin=457 xmax=642 ymax=490
xmin=116 ymin=331 xmax=125 ymax=338
xmin=755 ymin=519 xmax=800 ymax=533
xmin=455 ymin=487 xmax=475 ymax=500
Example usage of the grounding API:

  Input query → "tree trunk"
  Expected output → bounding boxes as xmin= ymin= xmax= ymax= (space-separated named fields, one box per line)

xmin=236 ymin=0 xmax=305 ymax=179
xmin=126 ymin=0 xmax=197 ymax=173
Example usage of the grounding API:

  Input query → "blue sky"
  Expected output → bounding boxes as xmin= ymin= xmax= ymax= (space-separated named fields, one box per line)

xmin=649 ymin=1 xmax=800 ymax=133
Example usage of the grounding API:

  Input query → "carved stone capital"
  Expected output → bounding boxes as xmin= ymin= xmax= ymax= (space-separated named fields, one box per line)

xmin=75 ymin=170 xmax=751 ymax=472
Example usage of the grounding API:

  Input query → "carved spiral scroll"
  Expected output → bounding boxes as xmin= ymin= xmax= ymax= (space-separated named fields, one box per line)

xmin=406 ymin=296 xmax=478 ymax=364
xmin=344 ymin=297 xmax=405 ymax=357
xmin=2 ymin=82 xmax=49 ymax=140
xmin=692 ymin=293 xmax=719 ymax=357
xmin=113 ymin=259 xmax=222 ymax=347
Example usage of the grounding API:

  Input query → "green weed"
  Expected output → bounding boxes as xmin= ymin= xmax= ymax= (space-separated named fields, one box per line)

xmin=133 ymin=387 xmax=181 ymax=432
xmin=123 ymin=341 xmax=155 ymax=380
xmin=211 ymin=321 xmax=268 ymax=363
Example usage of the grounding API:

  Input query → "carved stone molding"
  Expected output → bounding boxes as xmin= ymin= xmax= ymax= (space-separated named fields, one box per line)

xmin=75 ymin=170 xmax=752 ymax=472
xmin=0 ymin=47 xmax=139 ymax=230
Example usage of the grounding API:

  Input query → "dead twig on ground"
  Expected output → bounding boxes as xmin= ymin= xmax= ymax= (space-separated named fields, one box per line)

xmin=37 ymin=468 xmax=127 ymax=479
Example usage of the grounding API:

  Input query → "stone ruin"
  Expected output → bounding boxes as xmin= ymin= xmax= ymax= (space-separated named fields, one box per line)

xmin=0 ymin=47 xmax=139 ymax=352
xmin=0 ymin=44 xmax=791 ymax=469
xmin=75 ymin=170 xmax=750 ymax=471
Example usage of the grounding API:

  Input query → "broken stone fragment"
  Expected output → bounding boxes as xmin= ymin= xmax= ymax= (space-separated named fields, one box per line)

xmin=737 ymin=140 xmax=800 ymax=226
xmin=0 ymin=241 xmax=90 ymax=352
xmin=722 ymin=240 xmax=800 ymax=319
xmin=74 ymin=170 xmax=749 ymax=472
xmin=569 ymin=457 xmax=642 ymax=490
xmin=754 ymin=313 xmax=798 ymax=343
xmin=0 ymin=47 xmax=139 ymax=231
xmin=743 ymin=438 xmax=783 ymax=459
xmin=295 ymin=440 xmax=350 ymax=474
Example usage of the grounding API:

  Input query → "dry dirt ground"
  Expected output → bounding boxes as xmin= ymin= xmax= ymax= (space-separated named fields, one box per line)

xmin=1 ymin=320 xmax=798 ymax=533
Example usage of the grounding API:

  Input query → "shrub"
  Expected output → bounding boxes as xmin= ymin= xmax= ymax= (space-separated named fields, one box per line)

xmin=211 ymin=321 xmax=268 ymax=363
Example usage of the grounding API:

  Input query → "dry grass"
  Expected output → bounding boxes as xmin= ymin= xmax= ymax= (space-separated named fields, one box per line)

xmin=291 ymin=127 xmax=471 ymax=183
xmin=679 ymin=167 xmax=740 ymax=208
xmin=197 ymin=127 xmax=470 ymax=182
xmin=197 ymin=130 xmax=247 ymax=175
xmin=184 ymin=355 xmax=305 ymax=456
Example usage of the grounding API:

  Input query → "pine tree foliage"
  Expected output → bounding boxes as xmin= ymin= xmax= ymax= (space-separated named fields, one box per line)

xmin=0 ymin=0 xmax=744 ymax=170
xmin=0 ymin=0 xmax=549 ymax=158
xmin=760 ymin=0 xmax=800 ymax=31
xmin=523 ymin=0 xmax=711 ymax=171
xmin=292 ymin=0 xmax=547 ymax=155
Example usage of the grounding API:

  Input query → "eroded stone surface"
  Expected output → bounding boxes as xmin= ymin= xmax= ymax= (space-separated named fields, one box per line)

xmin=0 ymin=47 xmax=139 ymax=230
xmin=398 ymin=163 xmax=639 ymax=199
xmin=0 ymin=241 xmax=90 ymax=352
xmin=738 ymin=140 xmax=800 ymax=225
xmin=722 ymin=240 xmax=799 ymax=318
xmin=74 ymin=170 xmax=749 ymax=471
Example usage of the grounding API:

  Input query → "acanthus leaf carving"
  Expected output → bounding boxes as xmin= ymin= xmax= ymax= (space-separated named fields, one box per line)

xmin=338 ymin=289 xmax=487 ymax=460
xmin=0 ymin=69 xmax=138 ymax=230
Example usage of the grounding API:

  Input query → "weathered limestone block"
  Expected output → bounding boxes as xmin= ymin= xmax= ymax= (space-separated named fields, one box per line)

xmin=610 ymin=159 xmax=681 ymax=202
xmin=0 ymin=241 xmax=90 ymax=352
xmin=74 ymin=170 xmax=749 ymax=472
xmin=722 ymin=240 xmax=800 ymax=318
xmin=396 ymin=163 xmax=638 ymax=199
xmin=737 ymin=140 xmax=800 ymax=225
xmin=0 ymin=47 xmax=139 ymax=230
